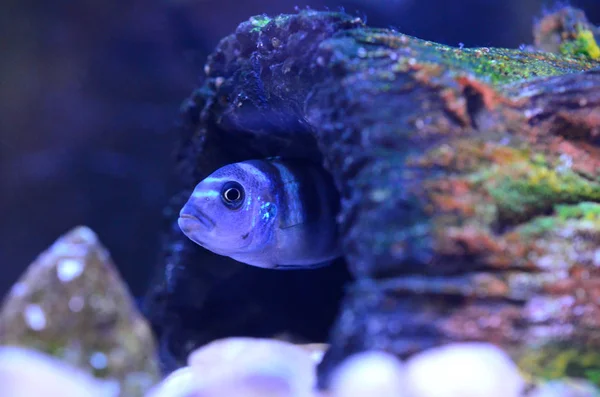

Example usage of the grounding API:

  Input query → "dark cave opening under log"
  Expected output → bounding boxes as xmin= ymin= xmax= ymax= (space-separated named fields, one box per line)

xmin=149 ymin=103 xmax=354 ymax=371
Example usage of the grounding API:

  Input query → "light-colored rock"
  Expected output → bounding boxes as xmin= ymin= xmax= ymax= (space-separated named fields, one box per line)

xmin=329 ymin=350 xmax=406 ymax=397
xmin=145 ymin=367 xmax=197 ymax=397
xmin=147 ymin=364 xmax=300 ymax=397
xmin=528 ymin=379 xmax=600 ymax=397
xmin=404 ymin=342 xmax=525 ymax=397
xmin=190 ymin=373 xmax=297 ymax=397
xmin=0 ymin=346 xmax=113 ymax=397
xmin=0 ymin=226 xmax=160 ymax=397
xmin=187 ymin=337 xmax=317 ymax=397
xmin=296 ymin=343 xmax=329 ymax=364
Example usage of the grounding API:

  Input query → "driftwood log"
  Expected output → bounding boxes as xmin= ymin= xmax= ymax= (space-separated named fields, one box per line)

xmin=144 ymin=6 xmax=600 ymax=387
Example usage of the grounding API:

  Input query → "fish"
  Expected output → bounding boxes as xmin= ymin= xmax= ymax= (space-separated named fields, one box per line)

xmin=178 ymin=159 xmax=342 ymax=269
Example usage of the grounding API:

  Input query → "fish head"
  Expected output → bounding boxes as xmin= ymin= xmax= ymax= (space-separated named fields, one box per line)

xmin=178 ymin=162 xmax=276 ymax=255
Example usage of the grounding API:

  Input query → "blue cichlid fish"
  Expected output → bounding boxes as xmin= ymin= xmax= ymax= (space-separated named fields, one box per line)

xmin=178 ymin=159 xmax=341 ymax=269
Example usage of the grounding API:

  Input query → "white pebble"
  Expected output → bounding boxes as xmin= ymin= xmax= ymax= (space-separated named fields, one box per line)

xmin=149 ymin=364 xmax=298 ymax=397
xmin=96 ymin=378 xmax=121 ymax=397
xmin=56 ymin=258 xmax=84 ymax=282
xmin=404 ymin=342 xmax=525 ymax=397
xmin=308 ymin=349 xmax=325 ymax=364
xmin=0 ymin=347 xmax=105 ymax=397
xmin=329 ymin=350 xmax=406 ymax=397
xmin=191 ymin=374 xmax=293 ymax=397
xmin=146 ymin=367 xmax=197 ymax=397
xmin=296 ymin=343 xmax=328 ymax=364
xmin=188 ymin=337 xmax=316 ymax=396
xmin=23 ymin=304 xmax=46 ymax=331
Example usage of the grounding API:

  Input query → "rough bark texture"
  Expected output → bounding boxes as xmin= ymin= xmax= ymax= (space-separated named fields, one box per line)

xmin=145 ymin=6 xmax=600 ymax=387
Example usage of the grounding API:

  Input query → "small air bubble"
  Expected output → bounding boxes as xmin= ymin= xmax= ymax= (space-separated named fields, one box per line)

xmin=90 ymin=352 xmax=108 ymax=370
xmin=24 ymin=304 xmax=46 ymax=331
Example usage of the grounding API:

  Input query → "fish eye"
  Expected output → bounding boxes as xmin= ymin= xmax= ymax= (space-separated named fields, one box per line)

xmin=220 ymin=181 xmax=245 ymax=209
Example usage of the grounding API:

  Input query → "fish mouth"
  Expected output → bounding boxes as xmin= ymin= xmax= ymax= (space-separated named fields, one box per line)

xmin=178 ymin=208 xmax=216 ymax=231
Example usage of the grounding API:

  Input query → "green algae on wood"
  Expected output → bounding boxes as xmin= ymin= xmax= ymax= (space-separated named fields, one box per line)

xmin=556 ymin=202 xmax=600 ymax=221
xmin=0 ymin=226 xmax=160 ymax=397
xmin=534 ymin=6 xmax=600 ymax=60
xmin=561 ymin=28 xmax=600 ymax=60
xmin=517 ymin=345 xmax=600 ymax=386
xmin=348 ymin=28 xmax=600 ymax=86
xmin=476 ymin=159 xmax=600 ymax=223
xmin=242 ymin=8 xmax=599 ymax=87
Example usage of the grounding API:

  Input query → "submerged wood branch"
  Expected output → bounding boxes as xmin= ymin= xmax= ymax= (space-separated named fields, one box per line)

xmin=149 ymin=5 xmax=600 ymax=387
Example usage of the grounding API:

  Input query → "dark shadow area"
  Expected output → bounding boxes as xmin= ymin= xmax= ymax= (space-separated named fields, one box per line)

xmin=156 ymin=257 xmax=353 ymax=369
